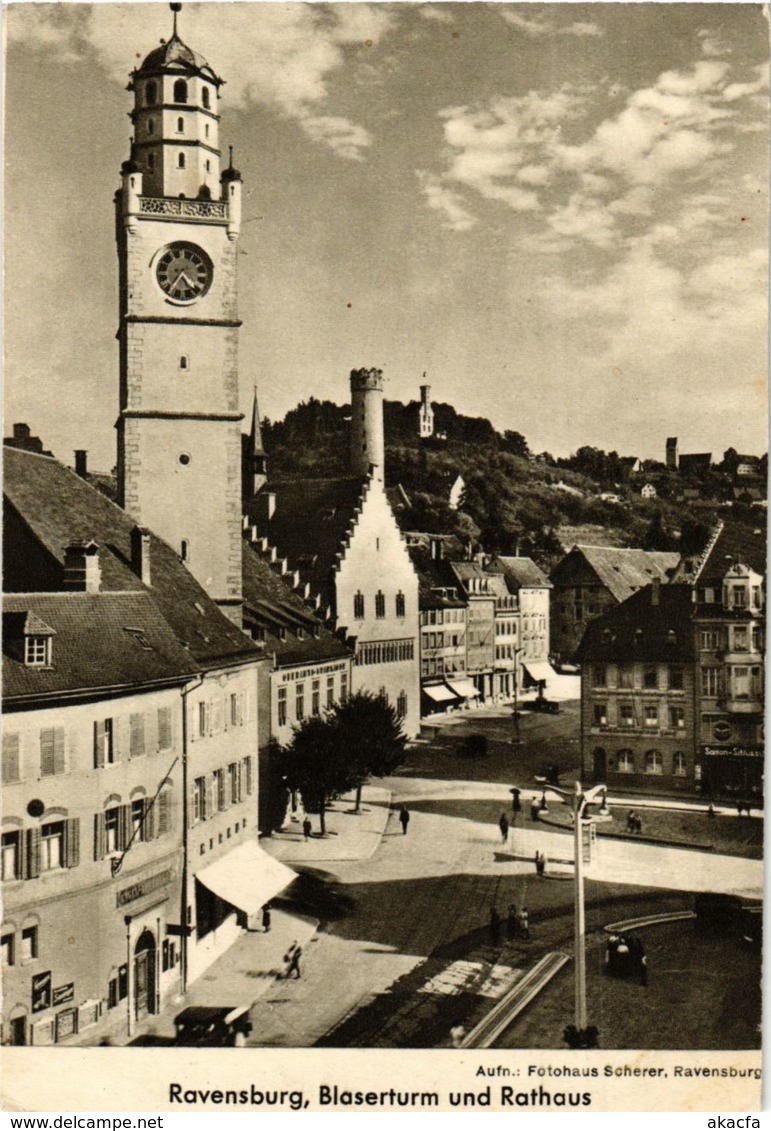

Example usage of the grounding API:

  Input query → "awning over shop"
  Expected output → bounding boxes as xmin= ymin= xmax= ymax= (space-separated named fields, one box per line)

xmin=423 ymin=682 xmax=458 ymax=702
xmin=523 ymin=662 xmax=555 ymax=686
xmin=446 ymin=679 xmax=481 ymax=699
xmin=195 ymin=841 xmax=296 ymax=915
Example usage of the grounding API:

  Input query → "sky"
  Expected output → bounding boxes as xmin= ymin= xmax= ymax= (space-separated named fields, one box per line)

xmin=4 ymin=1 xmax=769 ymax=471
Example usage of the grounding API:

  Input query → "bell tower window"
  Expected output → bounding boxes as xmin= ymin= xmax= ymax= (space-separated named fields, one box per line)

xmin=202 ymin=87 xmax=210 ymax=109
xmin=173 ymin=79 xmax=188 ymax=104
xmin=177 ymin=117 xmax=185 ymax=133
xmin=145 ymin=81 xmax=157 ymax=106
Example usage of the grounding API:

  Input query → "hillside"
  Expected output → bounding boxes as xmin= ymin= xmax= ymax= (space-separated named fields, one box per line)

xmin=261 ymin=398 xmax=766 ymax=573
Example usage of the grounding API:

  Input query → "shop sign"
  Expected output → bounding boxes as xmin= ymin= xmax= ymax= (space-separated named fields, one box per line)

xmin=52 ymin=983 xmax=75 ymax=1007
xmin=116 ymin=868 xmax=173 ymax=908
xmin=55 ymin=1008 xmax=78 ymax=1042
xmin=31 ymin=970 xmax=52 ymax=1013
xmin=703 ymin=745 xmax=764 ymax=759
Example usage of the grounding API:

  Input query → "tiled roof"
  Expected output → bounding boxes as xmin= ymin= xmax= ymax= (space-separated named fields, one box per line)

xmin=557 ymin=545 xmax=680 ymax=604
xmin=241 ymin=544 xmax=351 ymax=667
xmin=3 ymin=448 xmax=259 ymax=671
xmin=407 ymin=546 xmax=466 ymax=609
xmin=575 ymin=584 xmax=696 ymax=664
xmin=3 ymin=592 xmax=199 ymax=701
xmin=247 ymin=477 xmax=367 ymax=610
xmin=697 ymin=521 xmax=767 ymax=584
xmin=488 ymin=555 xmax=552 ymax=589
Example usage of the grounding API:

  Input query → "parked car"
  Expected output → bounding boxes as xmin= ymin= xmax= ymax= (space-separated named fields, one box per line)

xmin=174 ymin=1005 xmax=253 ymax=1047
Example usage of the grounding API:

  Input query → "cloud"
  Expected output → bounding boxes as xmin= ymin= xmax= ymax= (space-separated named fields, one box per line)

xmin=501 ymin=10 xmax=604 ymax=39
xmin=417 ymin=172 xmax=477 ymax=231
xmin=418 ymin=6 xmax=455 ymax=24
xmin=697 ymin=27 xmax=731 ymax=59
xmin=6 ymin=3 xmax=396 ymax=161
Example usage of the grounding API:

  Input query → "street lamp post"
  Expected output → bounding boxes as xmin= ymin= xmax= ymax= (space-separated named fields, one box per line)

xmin=551 ymin=779 xmax=608 ymax=1045
xmin=512 ymin=647 xmax=524 ymax=744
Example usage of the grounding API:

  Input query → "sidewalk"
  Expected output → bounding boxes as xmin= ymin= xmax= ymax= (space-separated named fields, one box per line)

xmin=263 ymin=785 xmax=391 ymax=864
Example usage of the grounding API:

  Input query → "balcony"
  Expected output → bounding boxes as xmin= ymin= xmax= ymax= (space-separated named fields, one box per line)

xmin=724 ymin=696 xmax=764 ymax=714
xmin=139 ymin=196 xmax=227 ymax=222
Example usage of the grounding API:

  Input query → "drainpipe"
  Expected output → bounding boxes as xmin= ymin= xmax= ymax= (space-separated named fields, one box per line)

xmin=124 ymin=915 xmax=133 ymax=1039
xmin=180 ymin=674 xmax=205 ymax=996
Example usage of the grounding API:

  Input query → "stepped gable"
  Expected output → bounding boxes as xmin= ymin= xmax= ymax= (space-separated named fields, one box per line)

xmin=241 ymin=544 xmax=351 ymax=666
xmin=696 ymin=520 xmax=767 ymax=584
xmin=575 ymin=583 xmax=696 ymax=664
xmin=570 ymin=545 xmax=680 ymax=604
xmin=249 ymin=476 xmax=368 ymax=610
xmin=4 ymin=592 xmax=198 ymax=701
xmin=3 ymin=447 xmax=259 ymax=671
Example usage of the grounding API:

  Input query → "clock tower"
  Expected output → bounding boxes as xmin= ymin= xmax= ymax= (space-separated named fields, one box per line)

xmin=116 ymin=7 xmax=244 ymax=625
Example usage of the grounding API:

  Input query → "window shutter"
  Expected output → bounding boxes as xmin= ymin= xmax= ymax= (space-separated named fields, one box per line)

xmin=157 ymin=707 xmax=172 ymax=751
xmin=26 ymin=828 xmax=41 ymax=879
xmin=245 ymin=757 xmax=253 ymax=795
xmin=157 ymin=790 xmax=170 ymax=837
xmin=145 ymin=710 xmax=158 ymax=756
xmin=93 ymin=722 xmax=105 ymax=769
xmin=188 ymin=782 xmax=196 ymax=828
xmin=118 ymin=806 xmax=130 ymax=851
xmin=143 ymin=799 xmax=155 ymax=842
xmin=65 ymin=817 xmax=80 ymax=868
xmin=116 ymin=715 xmax=131 ymax=760
xmin=40 ymin=728 xmax=55 ymax=777
xmin=53 ymin=728 xmax=65 ymax=775
xmin=94 ymin=813 xmax=106 ymax=861
xmin=2 ymin=733 xmax=20 ymax=783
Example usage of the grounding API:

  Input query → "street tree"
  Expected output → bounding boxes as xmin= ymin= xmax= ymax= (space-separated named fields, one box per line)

xmin=331 ymin=692 xmax=407 ymax=811
xmin=283 ymin=715 xmax=354 ymax=836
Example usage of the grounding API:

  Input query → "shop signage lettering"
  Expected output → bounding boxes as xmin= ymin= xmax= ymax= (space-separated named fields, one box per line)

xmin=31 ymin=970 xmax=52 ymax=1013
xmin=279 ymin=662 xmax=348 ymax=683
xmin=52 ymin=983 xmax=75 ymax=1007
xmin=116 ymin=868 xmax=173 ymax=908
xmin=703 ymin=746 xmax=764 ymax=759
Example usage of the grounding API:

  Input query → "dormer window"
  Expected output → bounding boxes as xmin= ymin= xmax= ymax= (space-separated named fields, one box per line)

xmin=173 ymin=79 xmax=188 ymax=104
xmin=25 ymin=635 xmax=51 ymax=667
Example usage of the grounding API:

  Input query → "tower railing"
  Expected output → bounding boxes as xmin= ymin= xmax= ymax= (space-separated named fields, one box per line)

xmin=139 ymin=196 xmax=227 ymax=221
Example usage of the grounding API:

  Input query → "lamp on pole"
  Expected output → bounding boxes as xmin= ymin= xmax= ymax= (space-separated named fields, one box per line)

xmin=512 ymin=646 xmax=524 ymax=744
xmin=550 ymin=779 xmax=609 ymax=1045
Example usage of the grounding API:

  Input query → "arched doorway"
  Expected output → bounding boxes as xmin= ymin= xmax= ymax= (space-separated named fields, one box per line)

xmin=592 ymin=747 xmax=607 ymax=782
xmin=134 ymin=929 xmax=157 ymax=1019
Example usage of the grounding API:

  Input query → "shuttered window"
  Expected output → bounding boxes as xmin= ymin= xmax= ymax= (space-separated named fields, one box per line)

xmin=40 ymin=728 xmax=65 ymax=777
xmin=242 ymin=757 xmax=253 ymax=796
xmin=93 ymin=719 xmax=114 ymax=768
xmin=2 ymin=734 xmax=20 ymax=783
xmin=157 ymin=707 xmax=172 ymax=752
xmin=129 ymin=714 xmax=145 ymax=757
xmin=156 ymin=789 xmax=171 ymax=837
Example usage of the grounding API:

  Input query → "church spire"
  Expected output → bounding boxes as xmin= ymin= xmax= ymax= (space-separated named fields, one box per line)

xmin=171 ymin=2 xmax=181 ymax=39
xmin=249 ymin=386 xmax=268 ymax=495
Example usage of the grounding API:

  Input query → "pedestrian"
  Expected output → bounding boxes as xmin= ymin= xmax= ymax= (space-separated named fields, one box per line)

xmin=490 ymin=906 xmax=501 ymax=946
xmin=450 ymin=1023 xmax=466 ymax=1048
xmin=284 ymin=940 xmax=302 ymax=979
xmin=507 ymin=903 xmax=517 ymax=940
xmin=530 ymin=797 xmax=540 ymax=822
xmin=640 ymin=954 xmax=648 ymax=987
xmin=499 ymin=812 xmax=509 ymax=844
xmin=534 ymin=850 xmax=541 ymax=875
xmin=518 ymin=906 xmax=530 ymax=940
xmin=261 ymin=905 xmax=272 ymax=933
xmin=302 ymin=816 xmax=312 ymax=841
xmin=511 ymin=788 xmax=522 ymax=814
xmin=399 ymin=805 xmax=410 ymax=835
xmin=626 ymin=810 xmax=636 ymax=833
xmin=707 ymin=802 xmax=716 ymax=820
xmin=540 ymin=851 xmax=549 ymax=878
xmin=539 ymin=791 xmax=548 ymax=813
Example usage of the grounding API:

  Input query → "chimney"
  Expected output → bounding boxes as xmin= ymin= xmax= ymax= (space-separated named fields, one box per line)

xmin=350 ymin=367 xmax=384 ymax=481
xmin=63 ymin=540 xmax=101 ymax=593
xmin=74 ymin=450 xmax=88 ymax=479
xmin=651 ymin=577 xmax=661 ymax=606
xmin=131 ymin=526 xmax=152 ymax=587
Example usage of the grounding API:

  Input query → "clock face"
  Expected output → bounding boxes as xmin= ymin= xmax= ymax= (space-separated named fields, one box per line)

xmin=156 ymin=242 xmax=212 ymax=302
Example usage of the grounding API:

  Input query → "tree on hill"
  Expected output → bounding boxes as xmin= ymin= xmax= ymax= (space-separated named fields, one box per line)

xmin=282 ymin=692 xmax=406 ymax=833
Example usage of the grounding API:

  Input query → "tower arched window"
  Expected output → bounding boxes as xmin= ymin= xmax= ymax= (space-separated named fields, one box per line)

xmin=147 ymin=119 xmax=154 ymax=135
xmin=178 ymin=152 xmax=185 ymax=169
xmin=173 ymin=79 xmax=188 ymax=104
xmin=145 ymin=81 xmax=157 ymax=106
xmin=205 ymin=124 xmax=210 ymax=139
xmin=147 ymin=153 xmax=155 ymax=171
xmin=177 ymin=117 xmax=184 ymax=133
xmin=202 ymin=86 xmax=211 ymax=109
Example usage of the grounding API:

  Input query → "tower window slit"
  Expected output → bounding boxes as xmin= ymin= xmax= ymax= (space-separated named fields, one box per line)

xmin=177 ymin=117 xmax=185 ymax=133
xmin=179 ymin=356 xmax=188 ymax=370
xmin=146 ymin=81 xmax=157 ymax=106
xmin=180 ymin=540 xmax=189 ymax=562
xmin=178 ymin=153 xmax=185 ymax=169
xmin=202 ymin=87 xmax=210 ymax=109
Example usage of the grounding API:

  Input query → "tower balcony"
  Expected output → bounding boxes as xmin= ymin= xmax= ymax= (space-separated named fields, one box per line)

xmin=139 ymin=195 xmax=227 ymax=223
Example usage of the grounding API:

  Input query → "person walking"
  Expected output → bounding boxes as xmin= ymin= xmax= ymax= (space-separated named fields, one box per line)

xmin=261 ymin=905 xmax=272 ymax=933
xmin=284 ymin=941 xmax=303 ymax=979
xmin=499 ymin=812 xmax=509 ymax=844
xmin=302 ymin=816 xmax=312 ymax=841
xmin=640 ymin=954 xmax=648 ymax=987
xmin=518 ymin=906 xmax=530 ymax=940
xmin=399 ymin=805 xmax=410 ymax=835
xmin=530 ymin=797 xmax=540 ymax=822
